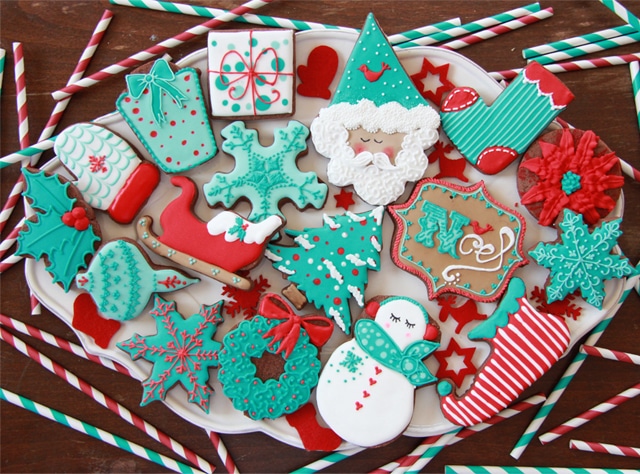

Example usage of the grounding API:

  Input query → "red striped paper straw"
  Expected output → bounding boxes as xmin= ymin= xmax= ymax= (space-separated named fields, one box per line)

xmin=0 ymin=253 xmax=24 ymax=274
xmin=539 ymin=382 xmax=640 ymax=444
xmin=371 ymin=394 xmax=546 ymax=474
xmin=0 ymin=218 xmax=23 ymax=262
xmin=490 ymin=52 xmax=640 ymax=81
xmin=52 ymin=0 xmax=274 ymax=100
xmin=440 ymin=7 xmax=553 ymax=51
xmin=12 ymin=42 xmax=29 ymax=150
xmin=0 ymin=313 xmax=132 ymax=376
xmin=0 ymin=327 xmax=217 ymax=474
xmin=580 ymin=344 xmax=640 ymax=365
xmin=208 ymin=432 xmax=239 ymax=474
xmin=570 ymin=439 xmax=640 ymax=458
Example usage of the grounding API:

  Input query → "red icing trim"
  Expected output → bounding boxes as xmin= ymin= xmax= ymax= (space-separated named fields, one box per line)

xmin=475 ymin=145 xmax=518 ymax=175
xmin=523 ymin=61 xmax=575 ymax=108
xmin=107 ymin=161 xmax=160 ymax=224
xmin=296 ymin=46 xmax=339 ymax=100
xmin=285 ymin=403 xmax=342 ymax=451
xmin=72 ymin=293 xmax=121 ymax=349
xmin=437 ymin=295 xmax=487 ymax=334
xmin=441 ymin=87 xmax=479 ymax=113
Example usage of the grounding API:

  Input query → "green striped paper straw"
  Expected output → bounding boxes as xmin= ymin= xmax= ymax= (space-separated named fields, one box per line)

xmin=387 ymin=18 xmax=462 ymax=45
xmin=109 ymin=0 xmax=358 ymax=33
xmin=0 ymin=387 xmax=204 ymax=474
xmin=445 ymin=466 xmax=640 ymax=474
xmin=403 ymin=429 xmax=462 ymax=474
xmin=395 ymin=2 xmax=541 ymax=48
xmin=510 ymin=277 xmax=636 ymax=461
xmin=600 ymin=0 xmax=640 ymax=32
xmin=0 ymin=136 xmax=57 ymax=169
xmin=0 ymin=48 xmax=5 ymax=97
xmin=523 ymin=24 xmax=637 ymax=59
xmin=290 ymin=446 xmax=365 ymax=474
xmin=630 ymin=61 xmax=640 ymax=129
xmin=531 ymin=30 xmax=640 ymax=65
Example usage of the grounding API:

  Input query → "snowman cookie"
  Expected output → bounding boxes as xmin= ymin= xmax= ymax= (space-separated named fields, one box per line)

xmin=316 ymin=295 xmax=440 ymax=447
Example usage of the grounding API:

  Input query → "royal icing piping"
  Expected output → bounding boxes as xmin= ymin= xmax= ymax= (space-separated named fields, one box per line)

xmin=204 ymin=120 xmax=327 ymax=223
xmin=207 ymin=29 xmax=294 ymax=118
xmin=266 ymin=207 xmax=384 ymax=334
xmin=316 ymin=296 xmax=438 ymax=447
xmin=75 ymin=239 xmax=199 ymax=321
xmin=116 ymin=58 xmax=217 ymax=174
xmin=117 ymin=296 xmax=224 ymax=413
xmin=297 ymin=45 xmax=339 ymax=100
xmin=440 ymin=62 xmax=574 ymax=175
xmin=528 ymin=209 xmax=635 ymax=309
xmin=16 ymin=169 xmax=101 ymax=292
xmin=388 ymin=178 xmax=527 ymax=302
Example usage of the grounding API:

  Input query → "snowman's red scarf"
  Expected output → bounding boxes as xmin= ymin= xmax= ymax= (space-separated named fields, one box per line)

xmin=260 ymin=294 xmax=334 ymax=359
xmin=354 ymin=319 xmax=439 ymax=387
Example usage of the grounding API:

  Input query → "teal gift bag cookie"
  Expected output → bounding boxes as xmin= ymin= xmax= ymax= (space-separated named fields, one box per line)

xmin=116 ymin=58 xmax=217 ymax=174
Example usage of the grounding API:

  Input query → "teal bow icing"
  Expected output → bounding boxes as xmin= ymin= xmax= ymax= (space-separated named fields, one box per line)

xmin=354 ymin=319 xmax=439 ymax=387
xmin=125 ymin=59 xmax=189 ymax=124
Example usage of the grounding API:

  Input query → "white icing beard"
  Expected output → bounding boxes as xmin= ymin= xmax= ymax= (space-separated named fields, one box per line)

xmin=311 ymin=101 xmax=440 ymax=206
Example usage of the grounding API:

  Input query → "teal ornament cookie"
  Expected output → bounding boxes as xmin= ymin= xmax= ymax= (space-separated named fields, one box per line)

xmin=203 ymin=120 xmax=327 ymax=223
xmin=529 ymin=209 xmax=635 ymax=309
xmin=117 ymin=296 xmax=224 ymax=412
xmin=75 ymin=239 xmax=199 ymax=321
xmin=16 ymin=168 xmax=101 ymax=292
xmin=116 ymin=58 xmax=217 ymax=174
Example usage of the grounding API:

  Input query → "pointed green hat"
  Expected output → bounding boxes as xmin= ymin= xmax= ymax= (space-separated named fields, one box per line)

xmin=331 ymin=13 xmax=428 ymax=109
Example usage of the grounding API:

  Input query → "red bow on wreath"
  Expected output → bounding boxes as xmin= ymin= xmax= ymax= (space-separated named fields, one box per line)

xmin=260 ymin=293 xmax=334 ymax=359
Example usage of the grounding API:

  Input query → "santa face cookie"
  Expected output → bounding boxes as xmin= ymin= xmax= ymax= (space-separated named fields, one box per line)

xmin=316 ymin=296 xmax=439 ymax=447
xmin=388 ymin=178 xmax=528 ymax=302
xmin=310 ymin=13 xmax=440 ymax=206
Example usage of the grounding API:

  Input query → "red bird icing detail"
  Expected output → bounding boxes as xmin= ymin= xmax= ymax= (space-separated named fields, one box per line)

xmin=470 ymin=220 xmax=494 ymax=235
xmin=358 ymin=62 xmax=391 ymax=82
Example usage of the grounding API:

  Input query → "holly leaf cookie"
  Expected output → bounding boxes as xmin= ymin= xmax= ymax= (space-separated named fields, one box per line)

xmin=16 ymin=168 xmax=101 ymax=291
xmin=529 ymin=209 xmax=636 ymax=309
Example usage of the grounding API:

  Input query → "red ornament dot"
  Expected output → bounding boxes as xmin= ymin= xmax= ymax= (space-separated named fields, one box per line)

xmin=182 ymin=140 xmax=187 ymax=145
xmin=166 ymin=157 xmax=173 ymax=163
xmin=313 ymin=278 xmax=321 ymax=285
xmin=333 ymin=297 xmax=342 ymax=305
xmin=292 ymin=254 xmax=300 ymax=261
xmin=190 ymin=110 xmax=197 ymax=116
xmin=337 ymin=248 xmax=345 ymax=255
xmin=170 ymin=120 xmax=176 ymax=126
xmin=352 ymin=269 xmax=359 ymax=276
xmin=193 ymin=150 xmax=199 ymax=156
xmin=132 ymin=107 xmax=139 ymax=114
xmin=124 ymin=97 xmax=131 ymax=103
xmin=150 ymin=131 xmax=157 ymax=138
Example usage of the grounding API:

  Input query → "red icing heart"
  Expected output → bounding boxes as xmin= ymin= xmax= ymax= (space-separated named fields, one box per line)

xmin=355 ymin=401 xmax=364 ymax=411
xmin=375 ymin=366 xmax=382 ymax=375
xmin=296 ymin=46 xmax=339 ymax=100
xmin=369 ymin=378 xmax=377 ymax=386
xmin=363 ymin=390 xmax=370 ymax=398
xmin=72 ymin=293 xmax=121 ymax=349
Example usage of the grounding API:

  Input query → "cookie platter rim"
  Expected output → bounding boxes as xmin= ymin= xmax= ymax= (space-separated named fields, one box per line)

xmin=24 ymin=29 xmax=628 ymax=449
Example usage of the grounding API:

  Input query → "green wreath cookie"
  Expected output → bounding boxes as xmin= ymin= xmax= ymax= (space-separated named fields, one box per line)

xmin=217 ymin=295 xmax=332 ymax=420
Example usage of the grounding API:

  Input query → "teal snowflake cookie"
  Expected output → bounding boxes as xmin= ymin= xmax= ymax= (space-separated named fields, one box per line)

xmin=203 ymin=120 xmax=327 ymax=223
xmin=117 ymin=296 xmax=224 ymax=413
xmin=529 ymin=209 xmax=635 ymax=309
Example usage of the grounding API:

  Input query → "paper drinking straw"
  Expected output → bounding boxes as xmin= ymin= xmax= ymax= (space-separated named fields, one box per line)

xmin=208 ymin=432 xmax=238 ymax=474
xmin=580 ymin=345 xmax=640 ymax=365
xmin=599 ymin=0 xmax=640 ymax=33
xmin=371 ymin=394 xmax=546 ymax=474
xmin=630 ymin=61 xmax=640 ymax=130
xmin=0 ymin=138 xmax=57 ymax=169
xmin=523 ymin=24 xmax=637 ymax=59
xmin=12 ymin=42 xmax=29 ymax=151
xmin=0 ymin=10 xmax=113 ymax=238
xmin=531 ymin=30 xmax=640 ymax=65
xmin=52 ymin=0 xmax=274 ymax=100
xmin=290 ymin=447 xmax=366 ymax=474
xmin=109 ymin=0 xmax=358 ymax=33
xmin=446 ymin=466 xmax=640 ymax=473
xmin=0 ymin=218 xmax=23 ymax=261
xmin=0 ymin=253 xmax=24 ymax=273
xmin=0 ymin=48 xmax=5 ymax=97
xmin=440 ymin=7 xmax=553 ymax=51
xmin=619 ymin=156 xmax=640 ymax=181
xmin=0 ymin=328 xmax=217 ymax=474
xmin=0 ymin=388 xmax=203 ymax=474
xmin=570 ymin=439 xmax=640 ymax=458
xmin=395 ymin=3 xmax=541 ymax=48
xmin=490 ymin=52 xmax=640 ymax=81
xmin=387 ymin=18 xmax=462 ymax=45
xmin=538 ymin=382 xmax=640 ymax=444
xmin=403 ymin=429 xmax=462 ymax=474
xmin=0 ymin=313 xmax=132 ymax=376
xmin=509 ymin=311 xmax=618 ymax=459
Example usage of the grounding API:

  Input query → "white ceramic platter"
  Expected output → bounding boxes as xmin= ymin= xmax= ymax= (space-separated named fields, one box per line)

xmin=26 ymin=30 xmax=626 ymax=449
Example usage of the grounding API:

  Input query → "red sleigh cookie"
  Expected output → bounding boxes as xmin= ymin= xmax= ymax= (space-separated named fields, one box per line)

xmin=136 ymin=176 xmax=283 ymax=289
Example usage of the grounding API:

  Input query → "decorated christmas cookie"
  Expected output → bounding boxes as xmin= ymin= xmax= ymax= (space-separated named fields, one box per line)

xmin=16 ymin=168 xmax=101 ymax=292
xmin=310 ymin=13 xmax=440 ymax=206
xmin=118 ymin=296 xmax=224 ymax=413
xmin=297 ymin=45 xmax=339 ymax=100
xmin=529 ymin=209 xmax=635 ymax=309
xmin=203 ymin=120 xmax=327 ymax=224
xmin=440 ymin=61 xmax=574 ymax=175
xmin=137 ymin=176 xmax=283 ymax=289
xmin=265 ymin=207 xmax=384 ymax=334
xmin=517 ymin=127 xmax=624 ymax=226
xmin=316 ymin=296 xmax=439 ymax=447
xmin=75 ymin=239 xmax=199 ymax=321
xmin=54 ymin=122 xmax=160 ymax=224
xmin=388 ymin=178 xmax=528 ymax=302
xmin=207 ymin=29 xmax=295 ymax=118
xmin=437 ymin=277 xmax=571 ymax=426
xmin=217 ymin=294 xmax=332 ymax=420
xmin=116 ymin=58 xmax=217 ymax=174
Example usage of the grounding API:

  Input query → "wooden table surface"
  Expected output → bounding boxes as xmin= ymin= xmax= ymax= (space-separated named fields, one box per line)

xmin=1 ymin=1 xmax=639 ymax=472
